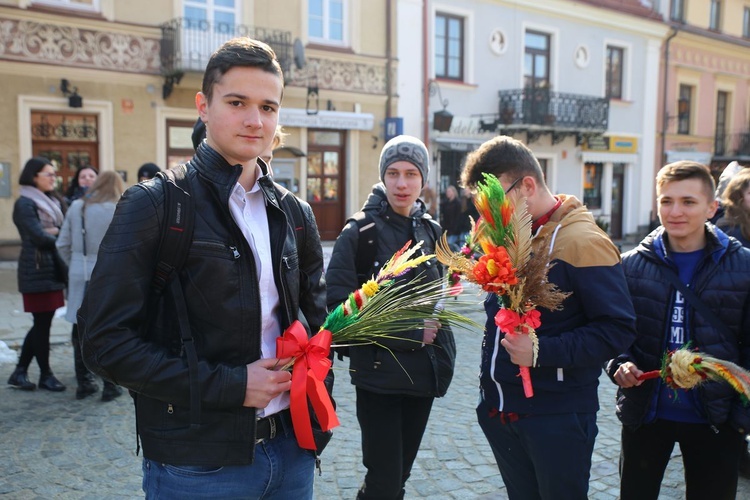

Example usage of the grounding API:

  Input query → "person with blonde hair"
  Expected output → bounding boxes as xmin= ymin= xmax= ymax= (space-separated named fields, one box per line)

xmin=717 ymin=166 xmax=750 ymax=248
xmin=57 ymin=171 xmax=124 ymax=401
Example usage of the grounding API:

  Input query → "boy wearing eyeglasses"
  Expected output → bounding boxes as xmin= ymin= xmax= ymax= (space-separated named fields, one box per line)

xmin=461 ymin=135 xmax=637 ymax=500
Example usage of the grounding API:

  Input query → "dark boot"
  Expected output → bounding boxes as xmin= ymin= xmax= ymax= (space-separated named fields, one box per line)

xmin=101 ymin=381 xmax=123 ymax=402
xmin=7 ymin=366 xmax=36 ymax=391
xmin=38 ymin=372 xmax=66 ymax=392
xmin=76 ymin=374 xmax=98 ymax=400
xmin=72 ymin=325 xmax=98 ymax=399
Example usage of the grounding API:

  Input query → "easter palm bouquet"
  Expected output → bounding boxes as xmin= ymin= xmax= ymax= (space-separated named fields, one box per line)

xmin=277 ymin=241 xmax=479 ymax=449
xmin=436 ymin=173 xmax=568 ymax=397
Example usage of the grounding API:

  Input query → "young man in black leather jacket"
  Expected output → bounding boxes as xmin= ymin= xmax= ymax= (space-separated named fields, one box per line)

xmin=78 ymin=37 xmax=327 ymax=499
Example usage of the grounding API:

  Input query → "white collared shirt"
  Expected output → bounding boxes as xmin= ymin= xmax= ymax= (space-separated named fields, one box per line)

xmin=228 ymin=164 xmax=288 ymax=416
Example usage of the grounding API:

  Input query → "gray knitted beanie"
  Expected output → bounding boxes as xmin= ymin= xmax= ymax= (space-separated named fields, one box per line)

xmin=378 ymin=135 xmax=429 ymax=188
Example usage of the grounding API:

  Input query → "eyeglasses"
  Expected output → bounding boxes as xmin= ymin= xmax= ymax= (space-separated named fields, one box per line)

xmin=504 ymin=177 xmax=523 ymax=194
xmin=37 ymin=172 xmax=57 ymax=178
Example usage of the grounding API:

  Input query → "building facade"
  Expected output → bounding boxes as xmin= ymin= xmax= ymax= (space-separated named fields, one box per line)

xmin=0 ymin=0 xmax=392 ymax=252
xmin=398 ymin=0 xmax=667 ymax=240
xmin=655 ymin=0 xmax=750 ymax=180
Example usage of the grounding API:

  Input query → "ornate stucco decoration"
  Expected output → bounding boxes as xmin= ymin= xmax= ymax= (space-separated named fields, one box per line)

xmin=286 ymin=56 xmax=386 ymax=96
xmin=0 ymin=18 xmax=160 ymax=74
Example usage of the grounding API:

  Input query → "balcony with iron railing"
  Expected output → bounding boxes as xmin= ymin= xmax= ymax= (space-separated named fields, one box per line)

xmin=475 ymin=88 xmax=609 ymax=144
xmin=714 ymin=131 xmax=750 ymax=159
xmin=160 ymin=18 xmax=293 ymax=98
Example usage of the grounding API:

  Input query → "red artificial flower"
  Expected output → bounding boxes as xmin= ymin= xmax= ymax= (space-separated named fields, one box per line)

xmin=495 ymin=308 xmax=522 ymax=334
xmin=472 ymin=245 xmax=518 ymax=293
xmin=522 ymin=309 xmax=541 ymax=329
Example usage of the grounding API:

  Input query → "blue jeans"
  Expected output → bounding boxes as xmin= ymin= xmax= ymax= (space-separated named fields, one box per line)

xmin=477 ymin=400 xmax=597 ymax=500
xmin=142 ymin=432 xmax=315 ymax=500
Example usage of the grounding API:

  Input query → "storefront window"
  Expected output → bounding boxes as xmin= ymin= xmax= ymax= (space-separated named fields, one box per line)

xmin=583 ymin=163 xmax=603 ymax=209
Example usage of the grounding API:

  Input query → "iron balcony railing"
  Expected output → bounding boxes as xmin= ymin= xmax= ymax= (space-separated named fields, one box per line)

xmin=478 ymin=88 xmax=609 ymax=133
xmin=714 ymin=131 xmax=750 ymax=158
xmin=160 ymin=18 xmax=293 ymax=76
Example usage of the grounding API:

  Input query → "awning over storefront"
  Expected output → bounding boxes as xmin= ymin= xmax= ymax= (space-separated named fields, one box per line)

xmin=433 ymin=136 xmax=487 ymax=151
xmin=665 ymin=150 xmax=712 ymax=165
xmin=581 ymin=152 xmax=638 ymax=163
xmin=280 ymin=108 xmax=374 ymax=130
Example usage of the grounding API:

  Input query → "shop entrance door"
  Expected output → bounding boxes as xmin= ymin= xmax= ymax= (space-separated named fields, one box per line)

xmin=306 ymin=130 xmax=346 ymax=240
xmin=31 ymin=112 xmax=99 ymax=194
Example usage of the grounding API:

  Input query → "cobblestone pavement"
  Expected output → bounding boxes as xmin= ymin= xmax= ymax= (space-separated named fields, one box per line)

xmin=1 ymin=259 xmax=749 ymax=499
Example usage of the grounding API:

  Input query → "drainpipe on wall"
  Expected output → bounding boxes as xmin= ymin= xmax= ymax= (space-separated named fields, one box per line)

xmin=422 ymin=0 xmax=430 ymax=148
xmin=385 ymin=0 xmax=393 ymax=119
xmin=660 ymin=27 xmax=679 ymax=166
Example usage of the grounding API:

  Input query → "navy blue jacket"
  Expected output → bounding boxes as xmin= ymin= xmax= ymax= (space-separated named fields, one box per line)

xmin=607 ymin=225 xmax=750 ymax=433
xmin=480 ymin=195 xmax=637 ymax=414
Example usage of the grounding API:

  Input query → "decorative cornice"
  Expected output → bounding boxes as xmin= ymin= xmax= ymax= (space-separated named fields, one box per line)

xmin=287 ymin=56 xmax=386 ymax=95
xmin=0 ymin=17 xmax=160 ymax=74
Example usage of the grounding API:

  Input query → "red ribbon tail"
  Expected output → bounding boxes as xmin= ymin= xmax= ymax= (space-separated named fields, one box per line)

xmin=307 ymin=373 xmax=340 ymax=432
xmin=288 ymin=361 xmax=316 ymax=450
xmin=637 ymin=370 xmax=661 ymax=381
xmin=520 ymin=366 xmax=534 ymax=398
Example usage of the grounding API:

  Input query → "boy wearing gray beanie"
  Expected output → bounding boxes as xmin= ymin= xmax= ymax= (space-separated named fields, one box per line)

xmin=379 ymin=135 xmax=430 ymax=188
xmin=327 ymin=133 xmax=455 ymax=499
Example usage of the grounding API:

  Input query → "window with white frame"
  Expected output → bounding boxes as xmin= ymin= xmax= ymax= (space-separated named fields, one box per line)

xmin=435 ymin=12 xmax=464 ymax=81
xmin=182 ymin=0 xmax=241 ymax=70
xmin=309 ymin=0 xmax=347 ymax=45
xmin=710 ymin=0 xmax=722 ymax=31
xmin=744 ymin=7 xmax=750 ymax=38
xmin=33 ymin=0 xmax=100 ymax=11
xmin=606 ymin=45 xmax=624 ymax=100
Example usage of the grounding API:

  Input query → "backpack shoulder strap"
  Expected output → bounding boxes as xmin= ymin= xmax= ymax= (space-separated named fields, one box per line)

xmin=151 ymin=164 xmax=194 ymax=294
xmin=149 ymin=164 xmax=201 ymax=429
xmin=423 ymin=216 xmax=442 ymax=246
xmin=278 ymin=186 xmax=306 ymax=259
xmin=347 ymin=211 xmax=378 ymax=283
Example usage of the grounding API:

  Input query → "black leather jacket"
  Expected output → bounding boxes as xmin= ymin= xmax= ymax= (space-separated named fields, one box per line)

xmin=78 ymin=143 xmax=327 ymax=465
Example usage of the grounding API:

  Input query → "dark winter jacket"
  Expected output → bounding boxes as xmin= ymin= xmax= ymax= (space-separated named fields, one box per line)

xmin=13 ymin=196 xmax=67 ymax=294
xmin=326 ymin=184 xmax=455 ymax=397
xmin=715 ymin=217 xmax=750 ymax=248
xmin=439 ymin=197 xmax=463 ymax=236
xmin=481 ymin=194 xmax=637 ymax=414
xmin=78 ymin=143 xmax=327 ymax=465
xmin=606 ymin=224 xmax=750 ymax=433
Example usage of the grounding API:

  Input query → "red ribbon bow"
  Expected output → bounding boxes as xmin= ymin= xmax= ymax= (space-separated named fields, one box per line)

xmin=276 ymin=320 xmax=340 ymax=450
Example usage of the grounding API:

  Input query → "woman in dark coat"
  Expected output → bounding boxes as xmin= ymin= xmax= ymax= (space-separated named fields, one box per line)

xmin=8 ymin=157 xmax=68 ymax=392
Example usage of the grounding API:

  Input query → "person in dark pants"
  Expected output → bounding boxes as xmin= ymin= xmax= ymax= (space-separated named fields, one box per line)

xmin=460 ymin=136 xmax=637 ymax=500
xmin=439 ymin=185 xmax=463 ymax=251
xmin=8 ymin=157 xmax=68 ymax=392
xmin=326 ymin=135 xmax=455 ymax=499
xmin=607 ymin=161 xmax=750 ymax=500
xmin=56 ymin=171 xmax=125 ymax=401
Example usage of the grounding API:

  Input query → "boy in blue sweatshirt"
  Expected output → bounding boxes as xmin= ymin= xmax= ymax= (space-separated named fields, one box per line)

xmin=608 ymin=161 xmax=750 ymax=500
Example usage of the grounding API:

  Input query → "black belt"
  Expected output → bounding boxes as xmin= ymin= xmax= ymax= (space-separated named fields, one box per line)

xmin=255 ymin=408 xmax=291 ymax=443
